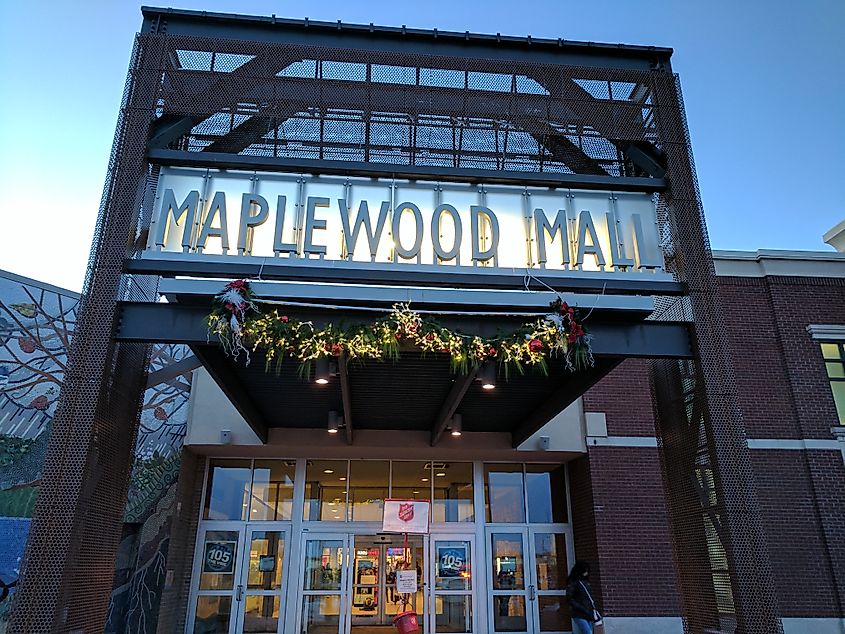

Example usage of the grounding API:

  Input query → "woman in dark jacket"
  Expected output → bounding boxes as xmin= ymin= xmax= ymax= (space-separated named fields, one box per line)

xmin=566 ymin=561 xmax=599 ymax=633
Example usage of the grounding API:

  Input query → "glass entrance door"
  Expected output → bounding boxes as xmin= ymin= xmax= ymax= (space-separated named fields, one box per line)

xmin=350 ymin=535 xmax=425 ymax=633
xmin=189 ymin=524 xmax=290 ymax=634
xmin=430 ymin=536 xmax=474 ymax=634
xmin=235 ymin=525 xmax=290 ymax=634
xmin=486 ymin=528 xmax=572 ymax=634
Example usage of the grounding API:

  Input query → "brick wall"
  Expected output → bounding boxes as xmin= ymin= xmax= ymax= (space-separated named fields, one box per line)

xmin=155 ymin=449 xmax=204 ymax=634
xmin=580 ymin=446 xmax=681 ymax=616
xmin=583 ymin=359 xmax=657 ymax=437
xmin=750 ymin=450 xmax=845 ymax=617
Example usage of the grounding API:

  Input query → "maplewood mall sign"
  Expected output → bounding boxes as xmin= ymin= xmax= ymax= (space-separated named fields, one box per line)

xmin=144 ymin=167 xmax=665 ymax=276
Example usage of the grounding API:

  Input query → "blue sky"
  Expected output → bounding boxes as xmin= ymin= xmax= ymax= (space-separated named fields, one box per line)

xmin=1 ymin=0 xmax=843 ymax=291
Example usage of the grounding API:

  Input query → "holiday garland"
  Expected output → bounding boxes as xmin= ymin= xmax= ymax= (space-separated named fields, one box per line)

xmin=208 ymin=280 xmax=593 ymax=378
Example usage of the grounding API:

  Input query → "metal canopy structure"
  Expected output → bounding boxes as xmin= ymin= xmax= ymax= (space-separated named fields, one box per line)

xmin=114 ymin=300 xmax=693 ymax=446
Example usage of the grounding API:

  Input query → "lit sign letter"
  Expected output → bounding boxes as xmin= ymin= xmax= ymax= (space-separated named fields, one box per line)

xmin=303 ymin=196 xmax=329 ymax=256
xmin=273 ymin=196 xmax=297 ymax=256
xmin=629 ymin=213 xmax=663 ymax=269
xmin=392 ymin=202 xmax=424 ymax=260
xmin=575 ymin=210 xmax=605 ymax=269
xmin=153 ymin=189 xmax=199 ymax=252
xmin=605 ymin=212 xmax=634 ymax=269
xmin=471 ymin=206 xmax=499 ymax=263
xmin=534 ymin=208 xmax=570 ymax=266
xmin=197 ymin=191 xmax=230 ymax=253
xmin=237 ymin=194 xmax=269 ymax=255
xmin=339 ymin=199 xmax=390 ymax=261
xmin=431 ymin=204 xmax=463 ymax=262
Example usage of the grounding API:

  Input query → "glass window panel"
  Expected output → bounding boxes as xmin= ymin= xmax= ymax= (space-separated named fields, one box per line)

xmin=349 ymin=461 xmax=389 ymax=521
xmin=301 ymin=595 xmax=340 ymax=634
xmin=821 ymin=343 xmax=841 ymax=359
xmin=193 ymin=595 xmax=232 ymax=633
xmin=204 ymin=459 xmax=251 ymax=520
xmin=533 ymin=533 xmax=568 ymax=590
xmin=199 ymin=530 xmax=239 ymax=590
xmin=485 ymin=465 xmax=525 ymax=523
xmin=246 ymin=530 xmax=285 ymax=590
xmin=490 ymin=534 xmax=524 ymax=590
xmin=537 ymin=596 xmax=569 ymax=632
xmin=831 ymin=381 xmax=845 ymax=424
xmin=251 ymin=460 xmax=295 ymax=520
xmin=303 ymin=540 xmax=344 ymax=591
xmin=435 ymin=595 xmax=472 ymax=633
xmin=304 ymin=460 xmax=348 ymax=521
xmin=243 ymin=595 xmax=280 ymax=634
xmin=390 ymin=461 xmax=432 ymax=502
xmin=433 ymin=462 xmax=474 ymax=523
xmin=826 ymin=362 xmax=845 ymax=378
xmin=435 ymin=541 xmax=472 ymax=591
xmin=493 ymin=595 xmax=527 ymax=632
xmin=526 ymin=465 xmax=568 ymax=523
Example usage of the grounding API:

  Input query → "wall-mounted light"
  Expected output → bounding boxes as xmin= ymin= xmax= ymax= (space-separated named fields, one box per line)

xmin=315 ymin=357 xmax=331 ymax=384
xmin=449 ymin=413 xmax=462 ymax=437
xmin=479 ymin=362 xmax=496 ymax=390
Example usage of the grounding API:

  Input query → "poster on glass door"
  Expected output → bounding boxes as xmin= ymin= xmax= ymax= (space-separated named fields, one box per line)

xmin=382 ymin=499 xmax=430 ymax=533
xmin=203 ymin=541 xmax=236 ymax=573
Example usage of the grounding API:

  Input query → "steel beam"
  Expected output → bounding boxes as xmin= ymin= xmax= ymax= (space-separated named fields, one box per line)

xmin=430 ymin=370 xmax=478 ymax=446
xmin=510 ymin=357 xmax=621 ymax=447
xmin=191 ymin=345 xmax=269 ymax=443
xmin=126 ymin=256 xmax=683 ymax=296
xmin=115 ymin=302 xmax=694 ymax=359
xmin=339 ymin=353 xmax=354 ymax=445
xmin=147 ymin=148 xmax=666 ymax=192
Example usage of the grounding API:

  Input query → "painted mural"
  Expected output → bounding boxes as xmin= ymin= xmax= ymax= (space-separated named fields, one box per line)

xmin=0 ymin=270 xmax=195 ymax=633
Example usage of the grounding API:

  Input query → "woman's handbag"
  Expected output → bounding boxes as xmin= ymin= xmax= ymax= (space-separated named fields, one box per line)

xmin=579 ymin=581 xmax=603 ymax=626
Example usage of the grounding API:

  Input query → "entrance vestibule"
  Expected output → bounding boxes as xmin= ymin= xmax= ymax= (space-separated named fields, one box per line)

xmin=187 ymin=459 xmax=574 ymax=634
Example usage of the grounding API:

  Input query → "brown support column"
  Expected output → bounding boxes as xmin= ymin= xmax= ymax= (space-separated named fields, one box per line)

xmin=9 ymin=34 xmax=164 ymax=633
xmin=651 ymin=73 xmax=783 ymax=633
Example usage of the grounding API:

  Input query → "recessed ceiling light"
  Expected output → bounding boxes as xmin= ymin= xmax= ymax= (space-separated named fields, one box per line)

xmin=421 ymin=478 xmax=429 ymax=482
xmin=436 ymin=472 xmax=446 ymax=477
xmin=324 ymin=469 xmax=334 ymax=474
xmin=339 ymin=477 xmax=346 ymax=481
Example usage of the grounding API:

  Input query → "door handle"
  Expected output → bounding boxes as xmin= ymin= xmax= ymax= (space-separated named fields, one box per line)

xmin=236 ymin=584 xmax=244 ymax=602
xmin=528 ymin=585 xmax=536 ymax=601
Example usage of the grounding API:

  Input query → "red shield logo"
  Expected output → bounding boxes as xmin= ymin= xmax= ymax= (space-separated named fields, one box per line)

xmin=398 ymin=503 xmax=415 ymax=522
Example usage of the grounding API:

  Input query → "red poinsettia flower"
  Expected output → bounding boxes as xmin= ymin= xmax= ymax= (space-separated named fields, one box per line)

xmin=280 ymin=315 xmax=289 ymax=323
xmin=330 ymin=343 xmax=342 ymax=357
xmin=226 ymin=279 xmax=247 ymax=289
xmin=395 ymin=333 xmax=402 ymax=340
xmin=488 ymin=347 xmax=497 ymax=356
xmin=528 ymin=338 xmax=543 ymax=353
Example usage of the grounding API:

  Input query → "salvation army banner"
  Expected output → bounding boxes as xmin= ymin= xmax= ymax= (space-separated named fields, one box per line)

xmin=382 ymin=499 xmax=430 ymax=534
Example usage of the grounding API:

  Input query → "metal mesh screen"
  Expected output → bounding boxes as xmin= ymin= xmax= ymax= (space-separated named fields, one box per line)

xmin=9 ymin=26 xmax=781 ymax=634
xmin=150 ymin=36 xmax=667 ymax=178
xmin=8 ymin=35 xmax=164 ymax=634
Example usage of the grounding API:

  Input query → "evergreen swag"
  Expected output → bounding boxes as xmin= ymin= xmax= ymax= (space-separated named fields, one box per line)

xmin=208 ymin=280 xmax=594 ymax=378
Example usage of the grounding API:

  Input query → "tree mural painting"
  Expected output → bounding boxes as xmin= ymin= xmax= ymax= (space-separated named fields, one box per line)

xmin=0 ymin=271 xmax=195 ymax=633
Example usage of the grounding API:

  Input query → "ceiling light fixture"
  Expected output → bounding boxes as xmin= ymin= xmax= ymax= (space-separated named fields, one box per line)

xmin=315 ymin=357 xmax=331 ymax=384
xmin=327 ymin=410 xmax=343 ymax=434
xmin=449 ymin=413 xmax=463 ymax=437
xmin=479 ymin=362 xmax=496 ymax=390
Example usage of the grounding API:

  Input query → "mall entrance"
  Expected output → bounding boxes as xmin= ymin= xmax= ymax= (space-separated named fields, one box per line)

xmin=188 ymin=459 xmax=573 ymax=634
